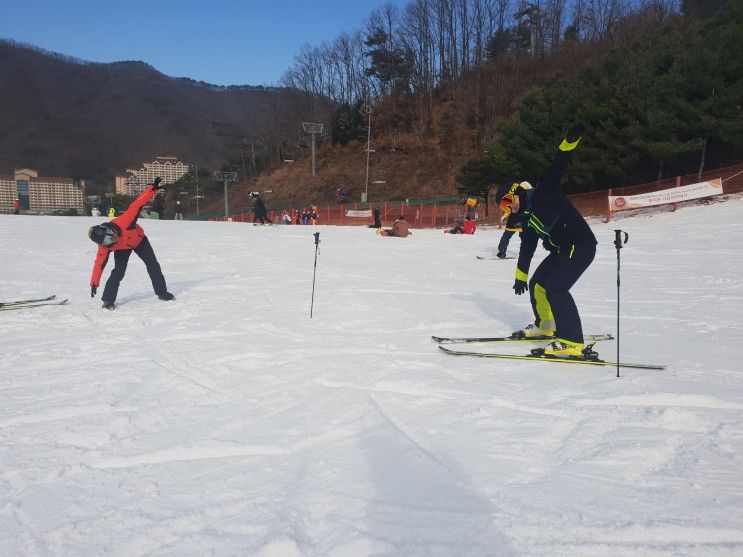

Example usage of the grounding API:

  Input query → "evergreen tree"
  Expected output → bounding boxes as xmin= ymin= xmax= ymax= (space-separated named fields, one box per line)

xmin=465 ymin=0 xmax=742 ymax=193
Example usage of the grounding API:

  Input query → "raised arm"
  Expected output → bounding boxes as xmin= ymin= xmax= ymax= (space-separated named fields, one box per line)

xmin=539 ymin=125 xmax=583 ymax=194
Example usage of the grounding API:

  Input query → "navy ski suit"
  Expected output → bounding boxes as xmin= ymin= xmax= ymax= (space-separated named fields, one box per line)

xmin=515 ymin=133 xmax=597 ymax=346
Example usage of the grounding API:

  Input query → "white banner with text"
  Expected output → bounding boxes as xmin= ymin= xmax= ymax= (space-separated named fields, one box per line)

xmin=608 ymin=178 xmax=722 ymax=212
xmin=345 ymin=209 xmax=372 ymax=218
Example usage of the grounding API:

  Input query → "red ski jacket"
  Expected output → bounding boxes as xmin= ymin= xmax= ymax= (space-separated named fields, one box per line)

xmin=89 ymin=186 xmax=157 ymax=288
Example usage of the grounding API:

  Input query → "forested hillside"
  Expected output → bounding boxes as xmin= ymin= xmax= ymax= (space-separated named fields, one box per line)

xmin=0 ymin=40 xmax=313 ymax=193
xmin=250 ymin=0 xmax=741 ymax=210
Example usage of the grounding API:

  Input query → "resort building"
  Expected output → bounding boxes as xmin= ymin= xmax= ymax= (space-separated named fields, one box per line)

xmin=117 ymin=157 xmax=189 ymax=195
xmin=0 ymin=168 xmax=85 ymax=214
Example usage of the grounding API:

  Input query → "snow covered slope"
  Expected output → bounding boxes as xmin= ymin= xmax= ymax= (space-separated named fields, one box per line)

xmin=1 ymin=196 xmax=742 ymax=555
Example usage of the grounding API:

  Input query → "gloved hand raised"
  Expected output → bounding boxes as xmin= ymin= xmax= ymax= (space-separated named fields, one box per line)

xmin=513 ymin=279 xmax=528 ymax=295
xmin=153 ymin=177 xmax=163 ymax=189
xmin=91 ymin=286 xmax=97 ymax=298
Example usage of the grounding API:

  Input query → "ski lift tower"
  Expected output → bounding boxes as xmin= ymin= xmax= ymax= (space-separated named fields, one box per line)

xmin=515 ymin=3 xmax=539 ymax=55
xmin=302 ymin=122 xmax=323 ymax=177
xmin=192 ymin=163 xmax=204 ymax=217
xmin=214 ymin=170 xmax=237 ymax=220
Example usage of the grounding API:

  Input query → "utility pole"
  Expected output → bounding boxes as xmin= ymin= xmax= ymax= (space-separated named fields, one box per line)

xmin=302 ymin=122 xmax=324 ymax=177
xmin=361 ymin=104 xmax=373 ymax=205
xmin=214 ymin=171 xmax=237 ymax=220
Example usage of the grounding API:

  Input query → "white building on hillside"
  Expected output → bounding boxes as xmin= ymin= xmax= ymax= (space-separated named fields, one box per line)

xmin=0 ymin=168 xmax=85 ymax=214
xmin=117 ymin=157 xmax=189 ymax=196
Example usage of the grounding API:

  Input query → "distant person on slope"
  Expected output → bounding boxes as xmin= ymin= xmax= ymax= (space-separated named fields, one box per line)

xmin=88 ymin=177 xmax=174 ymax=310
xmin=367 ymin=207 xmax=382 ymax=229
xmin=251 ymin=192 xmax=270 ymax=224
xmin=377 ymin=215 xmax=412 ymax=237
xmin=445 ymin=215 xmax=476 ymax=234
xmin=495 ymin=125 xmax=596 ymax=358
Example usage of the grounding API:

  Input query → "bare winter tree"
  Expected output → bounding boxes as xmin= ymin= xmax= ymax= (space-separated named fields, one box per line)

xmin=584 ymin=0 xmax=628 ymax=41
xmin=542 ymin=0 xmax=569 ymax=50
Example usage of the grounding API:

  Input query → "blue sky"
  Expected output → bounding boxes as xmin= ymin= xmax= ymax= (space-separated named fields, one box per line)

xmin=0 ymin=0 xmax=407 ymax=86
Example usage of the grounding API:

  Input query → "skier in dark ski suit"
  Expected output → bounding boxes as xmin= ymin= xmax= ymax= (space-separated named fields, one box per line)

xmin=252 ymin=193 xmax=270 ymax=224
xmin=495 ymin=125 xmax=596 ymax=358
xmin=88 ymin=177 xmax=174 ymax=310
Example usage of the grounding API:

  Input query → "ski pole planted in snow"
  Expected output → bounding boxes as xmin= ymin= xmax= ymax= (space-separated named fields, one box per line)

xmin=614 ymin=229 xmax=629 ymax=378
xmin=310 ymin=232 xmax=320 ymax=318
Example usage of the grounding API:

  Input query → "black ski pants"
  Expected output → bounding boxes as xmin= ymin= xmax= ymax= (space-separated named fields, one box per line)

xmin=102 ymin=236 xmax=167 ymax=303
xmin=528 ymin=243 xmax=596 ymax=345
xmin=498 ymin=229 xmax=516 ymax=253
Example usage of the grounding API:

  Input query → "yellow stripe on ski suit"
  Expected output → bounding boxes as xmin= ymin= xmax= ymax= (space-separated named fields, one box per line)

xmin=533 ymin=284 xmax=554 ymax=328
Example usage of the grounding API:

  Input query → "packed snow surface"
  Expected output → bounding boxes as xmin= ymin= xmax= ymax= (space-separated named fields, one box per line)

xmin=1 ymin=197 xmax=742 ymax=556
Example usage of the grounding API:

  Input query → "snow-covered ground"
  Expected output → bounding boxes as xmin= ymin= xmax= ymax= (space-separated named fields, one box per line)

xmin=1 ymin=196 xmax=742 ymax=556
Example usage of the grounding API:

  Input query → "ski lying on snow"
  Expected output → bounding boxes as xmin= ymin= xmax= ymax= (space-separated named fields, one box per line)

xmin=432 ymin=333 xmax=614 ymax=344
xmin=0 ymin=299 xmax=68 ymax=311
xmin=438 ymin=345 xmax=665 ymax=370
xmin=475 ymin=255 xmax=515 ymax=260
xmin=0 ymin=294 xmax=56 ymax=307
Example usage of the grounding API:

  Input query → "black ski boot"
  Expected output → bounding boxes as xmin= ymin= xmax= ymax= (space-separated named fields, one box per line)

xmin=158 ymin=292 xmax=175 ymax=301
xmin=102 ymin=300 xmax=116 ymax=310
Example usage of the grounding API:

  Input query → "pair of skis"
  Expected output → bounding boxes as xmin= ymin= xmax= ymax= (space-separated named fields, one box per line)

xmin=433 ymin=333 xmax=665 ymax=370
xmin=0 ymin=294 xmax=69 ymax=311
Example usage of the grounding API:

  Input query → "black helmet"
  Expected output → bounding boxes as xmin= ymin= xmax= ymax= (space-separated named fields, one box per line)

xmin=88 ymin=224 xmax=119 ymax=247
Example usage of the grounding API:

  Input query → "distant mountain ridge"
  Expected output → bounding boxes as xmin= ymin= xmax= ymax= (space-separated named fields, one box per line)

xmin=0 ymin=39 xmax=310 ymax=191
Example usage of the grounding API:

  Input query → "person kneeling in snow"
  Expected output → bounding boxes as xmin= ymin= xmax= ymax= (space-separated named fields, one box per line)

xmin=88 ymin=177 xmax=174 ymax=310
xmin=377 ymin=215 xmax=412 ymax=237
xmin=445 ymin=215 xmax=476 ymax=234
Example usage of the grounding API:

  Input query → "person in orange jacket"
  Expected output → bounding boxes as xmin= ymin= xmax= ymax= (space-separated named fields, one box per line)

xmin=88 ymin=177 xmax=173 ymax=310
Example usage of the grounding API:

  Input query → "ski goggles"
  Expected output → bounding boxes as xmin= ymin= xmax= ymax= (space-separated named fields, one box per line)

xmin=89 ymin=225 xmax=120 ymax=247
xmin=101 ymin=227 xmax=119 ymax=246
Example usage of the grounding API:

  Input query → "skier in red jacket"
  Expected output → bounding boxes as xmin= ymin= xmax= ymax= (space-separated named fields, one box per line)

xmin=88 ymin=177 xmax=174 ymax=310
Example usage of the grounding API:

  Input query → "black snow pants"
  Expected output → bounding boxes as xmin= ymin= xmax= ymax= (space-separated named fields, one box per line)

xmin=528 ymin=243 xmax=596 ymax=345
xmin=102 ymin=236 xmax=167 ymax=303
xmin=497 ymin=229 xmax=516 ymax=254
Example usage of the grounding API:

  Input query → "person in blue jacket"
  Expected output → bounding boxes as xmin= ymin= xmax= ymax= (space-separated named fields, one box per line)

xmin=495 ymin=125 xmax=597 ymax=358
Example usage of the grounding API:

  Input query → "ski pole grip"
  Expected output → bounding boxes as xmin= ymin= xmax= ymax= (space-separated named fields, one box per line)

xmin=313 ymin=232 xmax=320 ymax=245
xmin=614 ymin=229 xmax=628 ymax=249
